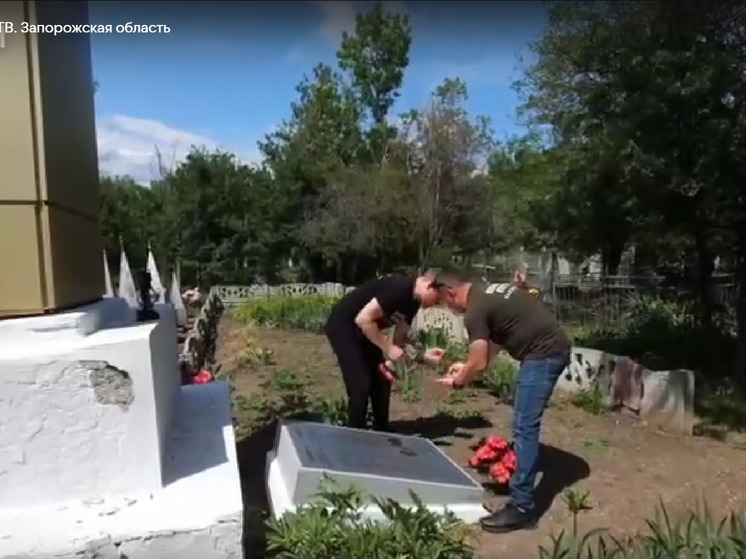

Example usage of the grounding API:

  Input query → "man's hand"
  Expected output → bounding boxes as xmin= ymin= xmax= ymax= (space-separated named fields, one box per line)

xmin=386 ymin=344 xmax=406 ymax=363
xmin=447 ymin=362 xmax=465 ymax=376
xmin=437 ymin=362 xmax=466 ymax=388
xmin=422 ymin=347 xmax=446 ymax=366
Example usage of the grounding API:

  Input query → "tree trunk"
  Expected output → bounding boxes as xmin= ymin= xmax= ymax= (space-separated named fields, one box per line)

xmin=694 ymin=230 xmax=716 ymax=329
xmin=694 ymin=227 xmax=718 ymax=371
xmin=734 ymin=229 xmax=746 ymax=392
xmin=601 ymin=242 xmax=625 ymax=276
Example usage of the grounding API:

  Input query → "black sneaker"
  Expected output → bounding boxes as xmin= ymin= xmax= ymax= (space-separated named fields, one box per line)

xmin=479 ymin=503 xmax=538 ymax=533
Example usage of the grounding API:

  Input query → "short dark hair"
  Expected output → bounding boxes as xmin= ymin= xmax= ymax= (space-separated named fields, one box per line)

xmin=431 ymin=267 xmax=473 ymax=289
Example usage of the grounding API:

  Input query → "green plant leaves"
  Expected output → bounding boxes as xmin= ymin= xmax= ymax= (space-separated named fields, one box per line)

xmin=266 ymin=477 xmax=475 ymax=559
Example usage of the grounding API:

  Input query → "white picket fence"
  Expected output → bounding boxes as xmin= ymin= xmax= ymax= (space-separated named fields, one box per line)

xmin=210 ymin=283 xmax=468 ymax=342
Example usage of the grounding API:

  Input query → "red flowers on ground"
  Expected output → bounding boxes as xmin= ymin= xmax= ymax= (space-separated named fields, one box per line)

xmin=467 ymin=434 xmax=517 ymax=485
xmin=179 ymin=362 xmax=214 ymax=385
xmin=193 ymin=370 xmax=213 ymax=384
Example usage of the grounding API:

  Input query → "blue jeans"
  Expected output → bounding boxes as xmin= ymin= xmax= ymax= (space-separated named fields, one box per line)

xmin=509 ymin=352 xmax=569 ymax=512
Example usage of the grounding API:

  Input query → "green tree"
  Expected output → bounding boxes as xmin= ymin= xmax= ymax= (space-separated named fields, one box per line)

xmin=259 ymin=63 xmax=365 ymax=281
xmin=99 ymin=175 xmax=165 ymax=274
xmin=337 ymin=0 xmax=412 ymax=158
xmin=489 ymin=136 xmax=562 ymax=253
xmin=154 ymin=149 xmax=280 ymax=286
xmin=399 ymin=78 xmax=496 ymax=267
xmin=518 ymin=0 xmax=746 ymax=376
xmin=259 ymin=1 xmax=414 ymax=282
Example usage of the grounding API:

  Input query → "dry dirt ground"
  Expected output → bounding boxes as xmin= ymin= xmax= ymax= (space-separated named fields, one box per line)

xmin=215 ymin=318 xmax=746 ymax=559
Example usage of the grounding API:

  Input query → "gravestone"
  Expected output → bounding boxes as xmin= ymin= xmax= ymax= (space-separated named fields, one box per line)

xmin=266 ymin=420 xmax=486 ymax=524
xmin=639 ymin=368 xmax=695 ymax=435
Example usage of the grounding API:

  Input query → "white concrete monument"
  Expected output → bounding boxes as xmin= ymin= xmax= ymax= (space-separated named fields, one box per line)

xmin=0 ymin=299 xmax=244 ymax=557
xmin=171 ymin=270 xmax=188 ymax=328
xmin=146 ymin=245 xmax=166 ymax=305
xmin=118 ymin=248 xmax=139 ymax=309
xmin=103 ymin=250 xmax=115 ymax=298
xmin=266 ymin=420 xmax=486 ymax=524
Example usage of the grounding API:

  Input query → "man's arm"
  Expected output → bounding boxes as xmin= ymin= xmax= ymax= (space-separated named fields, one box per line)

xmin=455 ymin=340 xmax=491 ymax=385
xmin=392 ymin=321 xmax=410 ymax=347
xmin=454 ymin=310 xmax=493 ymax=384
xmin=354 ymin=298 xmax=394 ymax=354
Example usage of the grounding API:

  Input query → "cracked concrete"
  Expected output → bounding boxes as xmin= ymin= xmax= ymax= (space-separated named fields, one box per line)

xmin=3 ymin=522 xmax=243 ymax=558
xmin=84 ymin=361 xmax=134 ymax=410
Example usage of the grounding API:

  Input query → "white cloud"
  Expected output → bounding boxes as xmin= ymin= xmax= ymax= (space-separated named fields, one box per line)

xmin=308 ymin=0 xmax=408 ymax=45
xmin=428 ymin=55 xmax=523 ymax=91
xmin=96 ymin=114 xmax=262 ymax=185
xmin=309 ymin=1 xmax=357 ymax=44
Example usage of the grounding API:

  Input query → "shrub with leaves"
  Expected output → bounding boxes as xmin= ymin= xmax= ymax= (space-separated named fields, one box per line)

xmin=266 ymin=477 xmax=475 ymax=559
xmin=312 ymin=396 xmax=348 ymax=426
xmin=571 ymin=295 xmax=735 ymax=375
xmin=477 ymin=358 xmax=518 ymax=403
xmin=234 ymin=295 xmax=339 ymax=332
xmin=540 ymin=497 xmax=746 ymax=559
xmin=415 ymin=327 xmax=452 ymax=352
xmin=571 ymin=384 xmax=606 ymax=415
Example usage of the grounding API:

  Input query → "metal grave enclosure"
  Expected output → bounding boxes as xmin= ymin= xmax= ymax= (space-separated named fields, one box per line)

xmin=265 ymin=420 xmax=486 ymax=523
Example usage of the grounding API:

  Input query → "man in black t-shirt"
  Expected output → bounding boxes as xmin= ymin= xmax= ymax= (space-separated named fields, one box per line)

xmin=325 ymin=273 xmax=445 ymax=432
xmin=433 ymin=270 xmax=570 ymax=534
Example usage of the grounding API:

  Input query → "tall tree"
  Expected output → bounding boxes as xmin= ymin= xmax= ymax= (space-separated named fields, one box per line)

xmin=399 ymin=78 xmax=496 ymax=267
xmin=518 ymin=0 xmax=746 ymax=375
xmin=100 ymin=175 xmax=166 ymax=273
xmin=337 ymin=1 xmax=412 ymax=159
xmin=260 ymin=64 xmax=365 ymax=281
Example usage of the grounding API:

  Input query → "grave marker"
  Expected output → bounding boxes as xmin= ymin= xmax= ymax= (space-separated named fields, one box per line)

xmin=266 ymin=420 xmax=486 ymax=524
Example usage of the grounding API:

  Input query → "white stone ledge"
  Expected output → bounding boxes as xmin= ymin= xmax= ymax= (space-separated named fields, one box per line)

xmin=0 ymin=383 xmax=243 ymax=558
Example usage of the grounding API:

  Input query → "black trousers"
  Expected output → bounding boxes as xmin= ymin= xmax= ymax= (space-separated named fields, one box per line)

xmin=325 ymin=322 xmax=392 ymax=431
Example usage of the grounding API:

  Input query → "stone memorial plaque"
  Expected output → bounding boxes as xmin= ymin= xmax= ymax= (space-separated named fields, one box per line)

xmin=268 ymin=420 xmax=485 ymax=516
xmin=289 ymin=420 xmax=471 ymax=486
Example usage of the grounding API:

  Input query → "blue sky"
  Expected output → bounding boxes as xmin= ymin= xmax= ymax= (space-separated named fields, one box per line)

xmin=90 ymin=1 xmax=548 ymax=183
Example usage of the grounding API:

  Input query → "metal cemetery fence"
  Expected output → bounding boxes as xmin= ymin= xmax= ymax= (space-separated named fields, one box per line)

xmin=211 ymin=274 xmax=737 ymax=332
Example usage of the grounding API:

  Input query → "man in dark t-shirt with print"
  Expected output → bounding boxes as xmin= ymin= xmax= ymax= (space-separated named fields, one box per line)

xmin=325 ymin=273 xmax=445 ymax=432
xmin=434 ymin=270 xmax=570 ymax=533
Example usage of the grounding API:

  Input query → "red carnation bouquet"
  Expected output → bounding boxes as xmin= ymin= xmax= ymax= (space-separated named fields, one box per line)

xmin=467 ymin=435 xmax=517 ymax=485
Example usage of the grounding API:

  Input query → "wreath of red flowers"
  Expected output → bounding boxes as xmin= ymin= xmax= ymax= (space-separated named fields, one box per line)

xmin=467 ymin=435 xmax=517 ymax=485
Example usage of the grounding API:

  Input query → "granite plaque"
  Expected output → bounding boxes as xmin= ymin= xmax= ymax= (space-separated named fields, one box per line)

xmin=269 ymin=420 xmax=485 ymax=510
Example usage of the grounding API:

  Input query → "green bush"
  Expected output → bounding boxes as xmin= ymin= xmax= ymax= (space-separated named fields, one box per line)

xmin=570 ymin=294 xmax=742 ymax=426
xmin=571 ymin=384 xmax=607 ymax=415
xmin=542 ymin=501 xmax=746 ymax=558
xmin=266 ymin=478 xmax=474 ymax=559
xmin=476 ymin=358 xmax=518 ymax=403
xmin=312 ymin=396 xmax=348 ymax=426
xmin=415 ymin=327 xmax=452 ymax=351
xmin=571 ymin=294 xmax=735 ymax=373
xmin=233 ymin=295 xmax=339 ymax=332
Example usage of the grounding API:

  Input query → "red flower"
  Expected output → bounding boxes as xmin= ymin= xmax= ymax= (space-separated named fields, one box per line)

xmin=467 ymin=434 xmax=516 ymax=484
xmin=193 ymin=370 xmax=213 ymax=384
xmin=501 ymin=450 xmax=517 ymax=470
xmin=486 ymin=435 xmax=509 ymax=451
xmin=474 ymin=446 xmax=498 ymax=462
xmin=489 ymin=461 xmax=511 ymax=484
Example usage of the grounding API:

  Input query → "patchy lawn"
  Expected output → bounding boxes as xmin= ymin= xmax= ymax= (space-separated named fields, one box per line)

xmin=215 ymin=318 xmax=746 ymax=559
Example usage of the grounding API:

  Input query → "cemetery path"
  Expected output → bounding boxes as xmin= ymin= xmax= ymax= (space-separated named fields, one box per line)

xmin=216 ymin=320 xmax=746 ymax=559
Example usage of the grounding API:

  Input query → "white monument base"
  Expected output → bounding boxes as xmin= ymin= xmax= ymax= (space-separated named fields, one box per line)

xmin=0 ymin=299 xmax=243 ymax=557
xmin=0 ymin=383 xmax=243 ymax=558
xmin=265 ymin=421 xmax=486 ymax=525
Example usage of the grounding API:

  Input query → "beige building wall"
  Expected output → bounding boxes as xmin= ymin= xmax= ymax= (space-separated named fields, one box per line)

xmin=0 ymin=1 xmax=104 ymax=317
